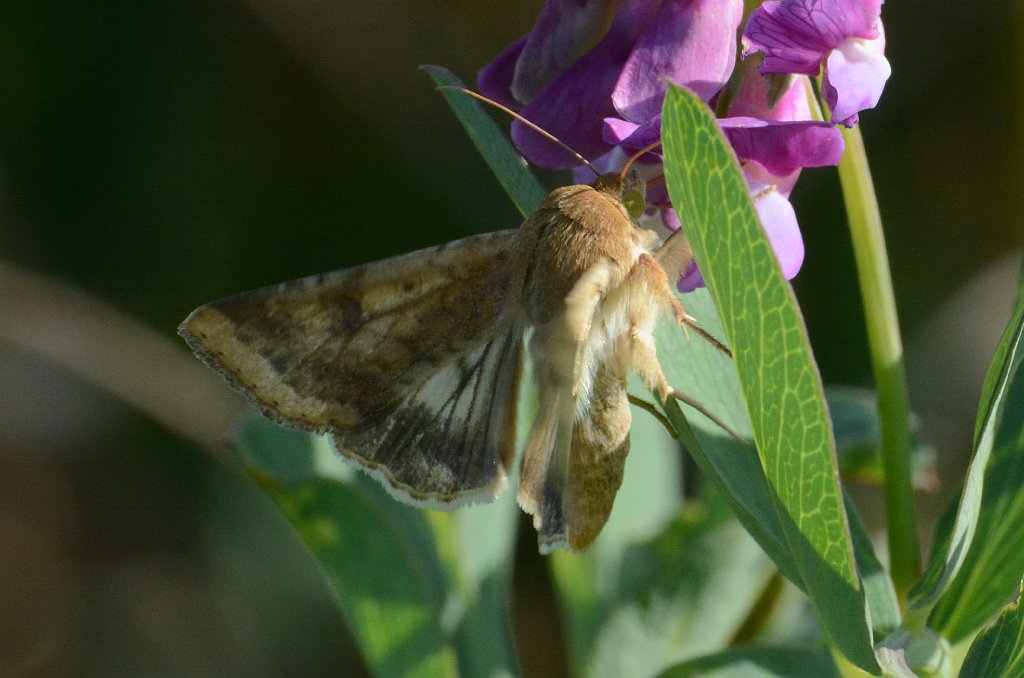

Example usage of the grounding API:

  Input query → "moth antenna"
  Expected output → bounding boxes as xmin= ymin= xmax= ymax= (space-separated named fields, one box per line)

xmin=437 ymin=86 xmax=601 ymax=178
xmin=645 ymin=173 xmax=665 ymax=189
xmin=619 ymin=140 xmax=663 ymax=182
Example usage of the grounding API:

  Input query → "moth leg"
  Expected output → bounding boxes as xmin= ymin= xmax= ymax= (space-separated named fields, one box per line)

xmin=624 ymin=254 xmax=746 ymax=444
xmin=564 ymin=259 xmax=615 ymax=344
xmin=564 ymin=259 xmax=620 ymax=401
xmin=654 ymin=229 xmax=732 ymax=357
xmin=667 ymin=295 xmax=732 ymax=358
xmin=622 ymin=253 xmax=678 ymax=400
xmin=654 ymin=227 xmax=694 ymax=282
xmin=667 ymin=388 xmax=750 ymax=444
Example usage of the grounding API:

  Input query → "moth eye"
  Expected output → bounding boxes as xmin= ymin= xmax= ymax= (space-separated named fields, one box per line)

xmin=622 ymin=189 xmax=645 ymax=219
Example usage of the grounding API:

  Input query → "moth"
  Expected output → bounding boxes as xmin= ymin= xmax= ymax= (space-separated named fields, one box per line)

xmin=179 ymin=92 xmax=731 ymax=553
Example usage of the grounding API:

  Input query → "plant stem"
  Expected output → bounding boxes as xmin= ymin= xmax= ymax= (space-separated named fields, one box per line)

xmin=837 ymin=125 xmax=919 ymax=605
xmin=0 ymin=261 xmax=246 ymax=460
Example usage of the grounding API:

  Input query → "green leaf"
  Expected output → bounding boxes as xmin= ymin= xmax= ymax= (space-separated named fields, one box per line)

xmin=549 ymin=398 xmax=688 ymax=674
xmin=654 ymin=291 xmax=800 ymax=588
xmin=827 ymin=385 xmax=938 ymax=492
xmin=656 ymin=304 xmax=901 ymax=640
xmin=236 ymin=415 xmax=518 ymax=678
xmin=959 ymin=582 xmax=1024 ymax=678
xmin=660 ymin=85 xmax=876 ymax=673
xmin=553 ymin=503 xmax=775 ymax=678
xmin=975 ymin=263 xmax=1024 ymax=445
xmin=844 ymin=492 xmax=901 ymax=639
xmin=656 ymin=646 xmax=840 ymax=678
xmin=660 ymin=316 xmax=900 ymax=641
xmin=421 ymin=65 xmax=546 ymax=217
xmin=922 ymin=268 xmax=1024 ymax=640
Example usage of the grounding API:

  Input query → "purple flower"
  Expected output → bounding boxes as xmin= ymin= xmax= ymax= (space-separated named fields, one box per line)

xmin=602 ymin=61 xmax=832 ymax=291
xmin=720 ymin=58 xmax=844 ymax=176
xmin=720 ymin=117 xmax=841 ymax=176
xmin=480 ymin=0 xmax=741 ymax=168
xmin=492 ymin=0 xmax=619 ymax=105
xmin=742 ymin=0 xmax=891 ymax=125
xmin=480 ymin=0 xmax=663 ymax=168
xmin=602 ymin=115 xmax=662 ymax=158
xmin=479 ymin=0 xmax=890 ymax=290
xmin=611 ymin=0 xmax=743 ymax=123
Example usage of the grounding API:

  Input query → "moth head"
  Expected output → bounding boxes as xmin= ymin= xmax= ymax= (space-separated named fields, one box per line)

xmin=618 ymin=138 xmax=664 ymax=219
xmin=620 ymin=167 xmax=647 ymax=219
xmin=591 ymin=170 xmax=646 ymax=219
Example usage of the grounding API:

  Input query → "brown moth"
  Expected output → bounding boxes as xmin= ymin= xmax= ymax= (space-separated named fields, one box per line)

xmin=179 ymin=99 xmax=726 ymax=553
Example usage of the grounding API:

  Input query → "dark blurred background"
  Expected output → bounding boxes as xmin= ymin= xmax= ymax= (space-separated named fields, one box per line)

xmin=1 ymin=2 xmax=1021 ymax=676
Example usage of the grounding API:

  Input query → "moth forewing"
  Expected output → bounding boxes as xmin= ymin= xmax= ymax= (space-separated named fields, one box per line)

xmin=179 ymin=230 xmax=524 ymax=508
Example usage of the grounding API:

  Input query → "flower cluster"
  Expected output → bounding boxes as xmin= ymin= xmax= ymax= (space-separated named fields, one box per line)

xmin=479 ymin=0 xmax=890 ymax=290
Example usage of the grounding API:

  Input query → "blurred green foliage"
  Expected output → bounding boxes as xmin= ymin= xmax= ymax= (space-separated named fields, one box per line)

xmin=1 ymin=1 xmax=1022 ymax=676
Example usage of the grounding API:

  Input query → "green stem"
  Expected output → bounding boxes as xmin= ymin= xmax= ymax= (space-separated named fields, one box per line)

xmin=836 ymin=125 xmax=919 ymax=605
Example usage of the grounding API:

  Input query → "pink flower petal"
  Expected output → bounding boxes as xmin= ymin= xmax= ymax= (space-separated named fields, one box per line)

xmin=727 ymin=61 xmax=812 ymax=122
xmin=603 ymin=115 xmax=663 ymax=163
xmin=613 ymin=0 xmax=743 ymax=122
xmin=750 ymin=181 xmax=804 ymax=279
xmin=512 ymin=51 xmax=622 ymax=167
xmin=720 ymin=116 xmax=844 ymax=175
xmin=660 ymin=205 xmax=682 ymax=232
xmin=742 ymin=160 xmax=801 ymax=198
xmin=571 ymin=147 xmax=627 ymax=185
xmin=742 ymin=0 xmax=881 ymax=75
xmin=510 ymin=0 xmax=619 ymax=104
xmin=823 ymin=33 xmax=891 ymax=124
xmin=603 ymin=117 xmax=641 ymax=145
xmin=477 ymin=37 xmax=526 ymax=109
xmin=677 ymin=259 xmax=704 ymax=292
xmin=512 ymin=0 xmax=661 ymax=168
xmin=677 ymin=170 xmax=804 ymax=292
